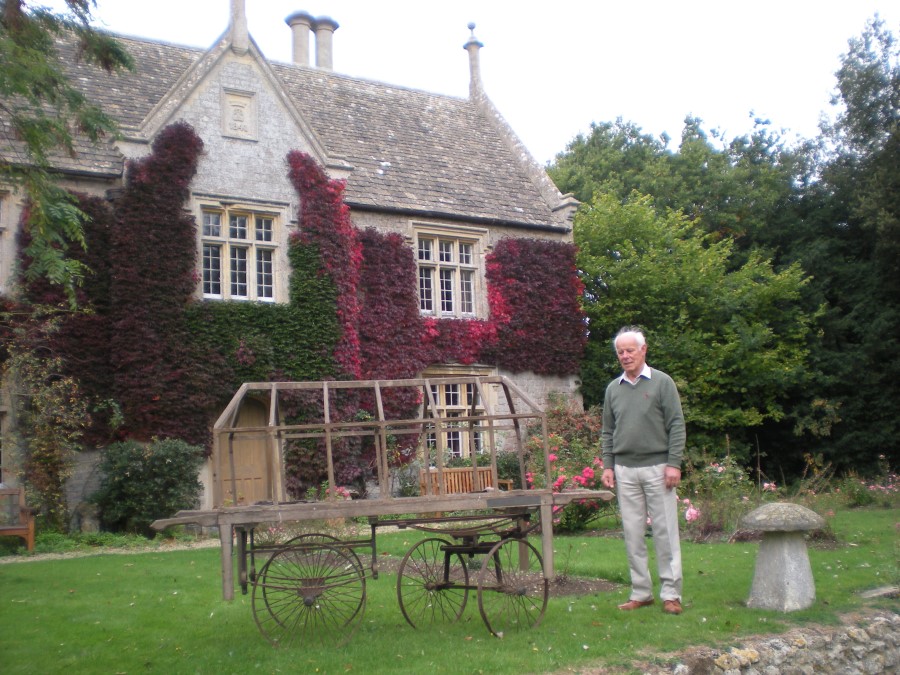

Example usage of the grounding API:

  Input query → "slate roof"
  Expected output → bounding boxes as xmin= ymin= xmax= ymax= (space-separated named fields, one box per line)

xmin=38 ymin=32 xmax=567 ymax=229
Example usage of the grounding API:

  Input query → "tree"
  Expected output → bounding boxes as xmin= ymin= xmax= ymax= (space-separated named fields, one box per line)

xmin=549 ymin=117 xmax=815 ymax=265
xmin=799 ymin=15 xmax=900 ymax=470
xmin=0 ymin=0 xmax=132 ymax=303
xmin=576 ymin=193 xmax=815 ymax=462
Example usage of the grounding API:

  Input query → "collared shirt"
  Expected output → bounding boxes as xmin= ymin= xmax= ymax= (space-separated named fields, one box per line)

xmin=617 ymin=363 xmax=652 ymax=386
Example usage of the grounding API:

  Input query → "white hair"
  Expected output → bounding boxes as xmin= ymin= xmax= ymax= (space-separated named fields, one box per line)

xmin=613 ymin=326 xmax=646 ymax=350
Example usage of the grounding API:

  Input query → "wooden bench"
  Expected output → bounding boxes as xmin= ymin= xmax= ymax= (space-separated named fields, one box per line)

xmin=0 ymin=486 xmax=35 ymax=552
xmin=419 ymin=466 xmax=513 ymax=496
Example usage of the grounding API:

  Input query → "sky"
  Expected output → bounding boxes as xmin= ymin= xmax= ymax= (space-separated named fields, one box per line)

xmin=43 ymin=0 xmax=899 ymax=164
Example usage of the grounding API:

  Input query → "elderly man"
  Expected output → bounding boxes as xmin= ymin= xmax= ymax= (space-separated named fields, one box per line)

xmin=600 ymin=327 xmax=686 ymax=615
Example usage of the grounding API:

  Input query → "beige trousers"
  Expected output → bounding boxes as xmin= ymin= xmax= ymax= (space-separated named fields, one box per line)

xmin=614 ymin=463 xmax=683 ymax=602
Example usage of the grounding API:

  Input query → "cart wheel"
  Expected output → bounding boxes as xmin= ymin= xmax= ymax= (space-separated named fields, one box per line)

xmin=282 ymin=532 xmax=341 ymax=547
xmin=252 ymin=542 xmax=366 ymax=647
xmin=250 ymin=533 xmax=341 ymax=585
xmin=397 ymin=537 xmax=468 ymax=628
xmin=477 ymin=538 xmax=548 ymax=637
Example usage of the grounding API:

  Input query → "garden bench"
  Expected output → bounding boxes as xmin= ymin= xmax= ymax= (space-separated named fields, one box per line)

xmin=0 ymin=485 xmax=35 ymax=552
xmin=419 ymin=466 xmax=513 ymax=495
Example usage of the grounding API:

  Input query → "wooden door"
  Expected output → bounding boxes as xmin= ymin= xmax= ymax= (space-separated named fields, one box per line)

xmin=220 ymin=398 xmax=270 ymax=506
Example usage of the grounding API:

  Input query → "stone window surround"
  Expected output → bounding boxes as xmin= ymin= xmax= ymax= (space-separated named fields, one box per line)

xmin=422 ymin=364 xmax=498 ymax=460
xmin=196 ymin=197 xmax=284 ymax=303
xmin=413 ymin=221 xmax=488 ymax=320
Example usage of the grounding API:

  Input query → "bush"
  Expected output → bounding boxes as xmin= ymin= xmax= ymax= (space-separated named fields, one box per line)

xmin=524 ymin=395 xmax=608 ymax=532
xmin=680 ymin=454 xmax=760 ymax=539
xmin=91 ymin=438 xmax=204 ymax=536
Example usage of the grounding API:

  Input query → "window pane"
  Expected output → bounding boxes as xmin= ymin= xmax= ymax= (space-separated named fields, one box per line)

xmin=459 ymin=242 xmax=473 ymax=265
xmin=440 ymin=269 xmax=454 ymax=314
xmin=203 ymin=212 xmax=221 ymax=237
xmin=255 ymin=217 xmax=273 ymax=242
xmin=460 ymin=270 xmax=474 ymax=314
xmin=230 ymin=247 xmax=248 ymax=297
xmin=256 ymin=249 xmax=273 ymax=299
xmin=445 ymin=384 xmax=460 ymax=406
xmin=417 ymin=238 xmax=433 ymax=261
xmin=230 ymin=215 xmax=248 ymax=240
xmin=419 ymin=267 xmax=433 ymax=312
xmin=203 ymin=244 xmax=221 ymax=295
xmin=439 ymin=240 xmax=453 ymax=263
xmin=447 ymin=412 xmax=461 ymax=457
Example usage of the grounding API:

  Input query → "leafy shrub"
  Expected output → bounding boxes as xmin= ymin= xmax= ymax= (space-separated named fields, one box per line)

xmin=680 ymin=454 xmax=758 ymax=539
xmin=92 ymin=438 xmax=204 ymax=536
xmin=495 ymin=451 xmax=523 ymax=488
xmin=524 ymin=395 xmax=608 ymax=532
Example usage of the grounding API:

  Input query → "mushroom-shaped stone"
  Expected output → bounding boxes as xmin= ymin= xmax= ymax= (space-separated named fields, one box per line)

xmin=741 ymin=502 xmax=825 ymax=612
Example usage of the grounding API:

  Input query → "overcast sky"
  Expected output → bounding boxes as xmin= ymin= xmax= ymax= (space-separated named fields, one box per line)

xmin=45 ymin=0 xmax=899 ymax=164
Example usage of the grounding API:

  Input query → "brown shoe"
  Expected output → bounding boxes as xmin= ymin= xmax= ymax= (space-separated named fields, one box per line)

xmin=618 ymin=598 xmax=654 ymax=611
xmin=663 ymin=599 xmax=683 ymax=615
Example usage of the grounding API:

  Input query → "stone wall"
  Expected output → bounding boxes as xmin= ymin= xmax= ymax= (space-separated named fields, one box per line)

xmin=649 ymin=611 xmax=899 ymax=675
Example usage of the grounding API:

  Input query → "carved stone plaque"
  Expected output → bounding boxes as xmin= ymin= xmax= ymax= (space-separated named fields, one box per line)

xmin=222 ymin=90 xmax=256 ymax=140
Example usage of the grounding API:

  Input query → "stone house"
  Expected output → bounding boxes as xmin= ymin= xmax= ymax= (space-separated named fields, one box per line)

xmin=0 ymin=3 xmax=582 ymax=510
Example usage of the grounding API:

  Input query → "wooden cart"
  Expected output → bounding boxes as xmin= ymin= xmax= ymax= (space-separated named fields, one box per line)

xmin=152 ymin=376 xmax=613 ymax=646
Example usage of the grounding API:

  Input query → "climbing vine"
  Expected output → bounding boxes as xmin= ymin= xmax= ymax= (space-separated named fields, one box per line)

xmin=5 ymin=140 xmax=585 ymax=506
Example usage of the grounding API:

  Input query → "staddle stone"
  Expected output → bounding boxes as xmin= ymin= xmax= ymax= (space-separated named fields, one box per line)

xmin=741 ymin=502 xmax=825 ymax=612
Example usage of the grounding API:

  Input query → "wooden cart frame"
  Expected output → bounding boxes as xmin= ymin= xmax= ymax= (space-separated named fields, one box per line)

xmin=153 ymin=376 xmax=613 ymax=642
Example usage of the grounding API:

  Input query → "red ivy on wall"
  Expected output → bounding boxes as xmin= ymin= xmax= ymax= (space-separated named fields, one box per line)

xmin=484 ymin=238 xmax=586 ymax=376
xmin=10 ymin=144 xmax=585 ymax=468
xmin=287 ymin=151 xmax=363 ymax=379
xmin=288 ymin=152 xmax=585 ymax=383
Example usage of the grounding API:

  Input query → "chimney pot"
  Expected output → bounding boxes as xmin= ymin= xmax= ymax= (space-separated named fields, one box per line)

xmin=313 ymin=16 xmax=339 ymax=70
xmin=286 ymin=11 xmax=315 ymax=66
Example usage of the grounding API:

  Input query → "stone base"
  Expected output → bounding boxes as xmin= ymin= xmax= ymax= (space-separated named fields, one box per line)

xmin=747 ymin=531 xmax=816 ymax=611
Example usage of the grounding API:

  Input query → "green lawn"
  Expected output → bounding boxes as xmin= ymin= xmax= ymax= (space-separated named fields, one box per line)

xmin=1 ymin=507 xmax=896 ymax=674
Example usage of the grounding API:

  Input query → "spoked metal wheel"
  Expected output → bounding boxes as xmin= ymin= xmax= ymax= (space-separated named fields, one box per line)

xmin=250 ymin=532 xmax=341 ymax=586
xmin=252 ymin=542 xmax=366 ymax=647
xmin=477 ymin=538 xmax=548 ymax=637
xmin=397 ymin=537 xmax=469 ymax=628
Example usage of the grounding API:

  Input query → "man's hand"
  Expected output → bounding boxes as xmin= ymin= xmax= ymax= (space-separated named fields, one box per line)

xmin=601 ymin=468 xmax=615 ymax=489
xmin=665 ymin=466 xmax=681 ymax=490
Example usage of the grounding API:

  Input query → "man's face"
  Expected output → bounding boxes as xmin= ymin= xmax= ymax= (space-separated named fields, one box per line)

xmin=615 ymin=335 xmax=647 ymax=379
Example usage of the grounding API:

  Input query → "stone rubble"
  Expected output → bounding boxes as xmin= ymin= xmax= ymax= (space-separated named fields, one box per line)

xmin=654 ymin=611 xmax=898 ymax=675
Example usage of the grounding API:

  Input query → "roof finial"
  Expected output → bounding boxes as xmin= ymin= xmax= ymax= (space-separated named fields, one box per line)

xmin=463 ymin=22 xmax=484 ymax=99
xmin=230 ymin=0 xmax=249 ymax=54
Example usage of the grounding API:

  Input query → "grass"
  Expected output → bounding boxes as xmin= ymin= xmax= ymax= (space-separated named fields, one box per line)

xmin=1 ymin=506 xmax=897 ymax=674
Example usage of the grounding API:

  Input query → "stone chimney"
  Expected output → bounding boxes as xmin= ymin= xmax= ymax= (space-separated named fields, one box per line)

xmin=285 ymin=12 xmax=338 ymax=70
xmin=313 ymin=16 xmax=339 ymax=70
xmin=285 ymin=11 xmax=314 ymax=66
xmin=230 ymin=0 xmax=249 ymax=54
xmin=464 ymin=22 xmax=484 ymax=98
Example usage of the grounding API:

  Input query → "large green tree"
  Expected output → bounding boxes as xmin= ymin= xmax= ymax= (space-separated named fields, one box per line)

xmin=0 ymin=0 xmax=132 ymax=303
xmin=576 ymin=193 xmax=814 ymax=462
xmin=798 ymin=16 xmax=900 ymax=470
xmin=549 ymin=117 xmax=814 ymax=263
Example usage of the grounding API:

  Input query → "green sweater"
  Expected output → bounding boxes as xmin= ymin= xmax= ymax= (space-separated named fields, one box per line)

xmin=601 ymin=368 xmax=686 ymax=469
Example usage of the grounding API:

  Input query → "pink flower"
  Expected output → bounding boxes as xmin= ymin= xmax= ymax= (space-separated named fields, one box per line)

xmin=548 ymin=453 xmax=558 ymax=462
xmin=573 ymin=475 xmax=586 ymax=486
xmin=685 ymin=506 xmax=700 ymax=523
xmin=581 ymin=467 xmax=595 ymax=479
